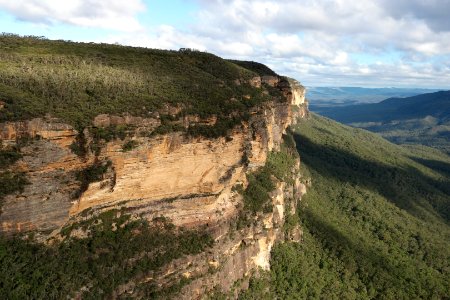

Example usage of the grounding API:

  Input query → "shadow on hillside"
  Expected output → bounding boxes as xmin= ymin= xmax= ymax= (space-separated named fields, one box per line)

xmin=409 ymin=157 xmax=450 ymax=179
xmin=293 ymin=133 xmax=450 ymax=223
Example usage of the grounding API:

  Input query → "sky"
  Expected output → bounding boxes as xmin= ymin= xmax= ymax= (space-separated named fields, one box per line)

xmin=1 ymin=0 xmax=450 ymax=88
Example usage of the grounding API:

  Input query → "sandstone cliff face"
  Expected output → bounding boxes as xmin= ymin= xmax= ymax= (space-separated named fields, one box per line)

xmin=0 ymin=118 xmax=82 ymax=233
xmin=71 ymin=132 xmax=247 ymax=227
xmin=0 ymin=76 xmax=308 ymax=297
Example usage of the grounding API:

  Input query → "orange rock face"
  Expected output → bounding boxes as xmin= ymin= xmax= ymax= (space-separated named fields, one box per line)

xmin=69 ymin=132 xmax=247 ymax=221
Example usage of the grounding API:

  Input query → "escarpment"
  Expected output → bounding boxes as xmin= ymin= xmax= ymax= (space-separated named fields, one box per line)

xmin=0 ymin=37 xmax=309 ymax=298
xmin=0 ymin=76 xmax=307 ymax=235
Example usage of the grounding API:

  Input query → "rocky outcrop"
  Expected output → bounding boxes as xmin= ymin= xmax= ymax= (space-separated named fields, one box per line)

xmin=283 ymin=78 xmax=307 ymax=106
xmin=261 ymin=76 xmax=279 ymax=87
xmin=0 ymin=116 xmax=77 ymax=146
xmin=92 ymin=113 xmax=160 ymax=129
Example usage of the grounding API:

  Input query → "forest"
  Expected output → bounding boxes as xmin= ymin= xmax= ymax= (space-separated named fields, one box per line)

xmin=0 ymin=210 xmax=213 ymax=299
xmin=0 ymin=34 xmax=278 ymax=137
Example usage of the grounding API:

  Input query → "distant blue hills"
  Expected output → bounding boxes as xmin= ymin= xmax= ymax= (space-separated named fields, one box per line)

xmin=314 ymin=90 xmax=450 ymax=123
xmin=311 ymin=89 xmax=450 ymax=154
xmin=308 ymin=87 xmax=443 ymax=109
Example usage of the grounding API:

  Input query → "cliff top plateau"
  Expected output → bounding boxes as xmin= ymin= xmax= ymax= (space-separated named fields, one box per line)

xmin=0 ymin=34 xmax=301 ymax=137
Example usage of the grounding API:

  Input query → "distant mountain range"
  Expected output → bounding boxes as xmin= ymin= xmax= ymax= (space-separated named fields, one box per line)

xmin=308 ymin=87 xmax=442 ymax=110
xmin=315 ymin=90 xmax=450 ymax=154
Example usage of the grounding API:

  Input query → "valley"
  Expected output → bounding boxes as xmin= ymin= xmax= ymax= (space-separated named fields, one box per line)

xmin=315 ymin=91 xmax=450 ymax=154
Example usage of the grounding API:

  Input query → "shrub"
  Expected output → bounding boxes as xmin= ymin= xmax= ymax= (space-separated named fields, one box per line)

xmin=0 ymin=171 xmax=29 ymax=201
xmin=74 ymin=160 xmax=111 ymax=198
xmin=0 ymin=147 xmax=22 ymax=168
xmin=244 ymin=174 xmax=271 ymax=213
xmin=122 ymin=140 xmax=139 ymax=152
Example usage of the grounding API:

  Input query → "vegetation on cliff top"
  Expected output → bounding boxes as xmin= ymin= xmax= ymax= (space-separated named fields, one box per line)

xmin=0 ymin=34 xmax=281 ymax=136
xmin=242 ymin=114 xmax=450 ymax=299
xmin=227 ymin=60 xmax=278 ymax=77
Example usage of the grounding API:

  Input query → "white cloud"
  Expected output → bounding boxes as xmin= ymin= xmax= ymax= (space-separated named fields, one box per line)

xmin=331 ymin=52 xmax=349 ymax=66
xmin=0 ymin=0 xmax=145 ymax=32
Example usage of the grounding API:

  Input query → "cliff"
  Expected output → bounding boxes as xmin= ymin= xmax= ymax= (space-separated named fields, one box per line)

xmin=0 ymin=76 xmax=307 ymax=234
xmin=0 ymin=36 xmax=309 ymax=298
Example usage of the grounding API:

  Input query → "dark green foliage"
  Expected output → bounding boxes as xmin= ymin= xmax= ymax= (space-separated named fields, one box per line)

xmin=238 ymin=273 xmax=273 ymax=300
xmin=0 ymin=210 xmax=214 ymax=299
xmin=246 ymin=114 xmax=450 ymax=299
xmin=243 ymin=139 xmax=297 ymax=213
xmin=0 ymin=147 xmax=22 ymax=168
xmin=91 ymin=125 xmax=129 ymax=142
xmin=227 ymin=60 xmax=278 ymax=77
xmin=0 ymin=171 xmax=29 ymax=200
xmin=153 ymin=122 xmax=185 ymax=136
xmin=283 ymin=213 xmax=300 ymax=235
xmin=187 ymin=116 xmax=244 ymax=139
xmin=0 ymin=34 xmax=281 ymax=138
xmin=88 ymin=125 xmax=130 ymax=155
xmin=76 ymin=161 xmax=111 ymax=184
xmin=243 ymin=173 xmax=272 ymax=213
xmin=265 ymin=148 xmax=297 ymax=183
xmin=122 ymin=140 xmax=139 ymax=152
xmin=69 ymin=131 xmax=87 ymax=157
xmin=262 ymin=82 xmax=285 ymax=99
xmin=294 ymin=115 xmax=450 ymax=222
xmin=74 ymin=160 xmax=111 ymax=198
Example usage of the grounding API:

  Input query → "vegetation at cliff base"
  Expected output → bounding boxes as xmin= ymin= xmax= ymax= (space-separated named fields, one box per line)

xmin=242 ymin=114 xmax=450 ymax=299
xmin=0 ymin=211 xmax=213 ymax=299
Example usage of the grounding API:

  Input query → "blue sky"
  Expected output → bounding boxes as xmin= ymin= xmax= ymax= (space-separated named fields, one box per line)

xmin=1 ymin=0 xmax=449 ymax=88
